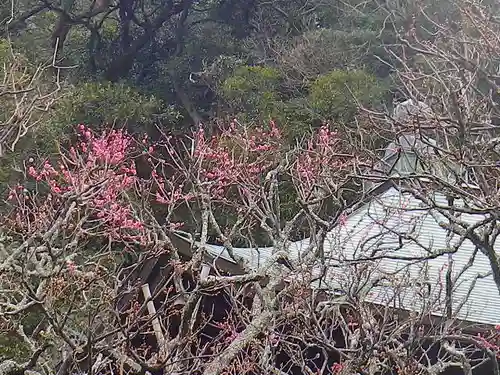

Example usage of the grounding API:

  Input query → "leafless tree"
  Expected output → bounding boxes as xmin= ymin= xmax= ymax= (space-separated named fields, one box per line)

xmin=0 ymin=40 xmax=62 ymax=157
xmin=356 ymin=0 xmax=500 ymax=295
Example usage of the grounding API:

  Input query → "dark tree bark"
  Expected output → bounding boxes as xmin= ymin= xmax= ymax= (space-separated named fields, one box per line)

xmin=172 ymin=76 xmax=203 ymax=125
xmin=105 ymin=0 xmax=189 ymax=82
xmin=119 ymin=0 xmax=134 ymax=50
xmin=51 ymin=12 xmax=72 ymax=56
xmin=51 ymin=0 xmax=111 ymax=56
xmin=0 ymin=5 xmax=47 ymax=35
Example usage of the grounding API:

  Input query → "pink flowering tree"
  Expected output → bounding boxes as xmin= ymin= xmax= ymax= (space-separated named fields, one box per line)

xmin=0 ymin=120 xmax=499 ymax=375
xmin=0 ymin=120 xmax=362 ymax=375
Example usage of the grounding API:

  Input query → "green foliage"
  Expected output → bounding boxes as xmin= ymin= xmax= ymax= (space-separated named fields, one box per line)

xmin=63 ymin=24 xmax=93 ymax=69
xmin=0 ymin=37 xmax=62 ymax=188
xmin=223 ymin=66 xmax=282 ymax=96
xmin=0 ymin=307 xmax=41 ymax=361
xmin=56 ymin=81 xmax=164 ymax=125
xmin=0 ymin=152 xmax=21 ymax=192
xmin=308 ymin=69 xmax=386 ymax=121
xmin=9 ymin=11 xmax=59 ymax=64
xmin=221 ymin=66 xmax=283 ymax=117
xmin=0 ymin=38 xmax=31 ymax=73
xmin=0 ymin=39 xmax=11 ymax=61
xmin=275 ymin=28 xmax=386 ymax=89
xmin=201 ymin=55 xmax=245 ymax=90
xmin=272 ymin=99 xmax=317 ymax=140
xmin=41 ymin=81 xmax=181 ymax=147
xmin=0 ymin=333 xmax=30 ymax=361
xmin=220 ymin=66 xmax=386 ymax=140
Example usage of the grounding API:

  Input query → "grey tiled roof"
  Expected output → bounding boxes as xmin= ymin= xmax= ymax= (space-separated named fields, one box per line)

xmin=180 ymin=187 xmax=500 ymax=325
xmin=321 ymin=188 xmax=499 ymax=325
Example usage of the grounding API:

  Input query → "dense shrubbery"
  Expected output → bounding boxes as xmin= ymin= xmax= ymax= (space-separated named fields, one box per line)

xmin=40 ymin=82 xmax=181 ymax=147
xmin=221 ymin=66 xmax=283 ymax=117
xmin=273 ymin=28 xmax=385 ymax=86
xmin=309 ymin=69 xmax=386 ymax=121
xmin=218 ymin=66 xmax=386 ymax=138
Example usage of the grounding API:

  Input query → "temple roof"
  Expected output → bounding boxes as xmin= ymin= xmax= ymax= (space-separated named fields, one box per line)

xmin=172 ymin=100 xmax=499 ymax=326
xmin=175 ymin=187 xmax=500 ymax=326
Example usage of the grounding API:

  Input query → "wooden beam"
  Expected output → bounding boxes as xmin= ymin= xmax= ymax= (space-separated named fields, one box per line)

xmin=141 ymin=283 xmax=167 ymax=358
